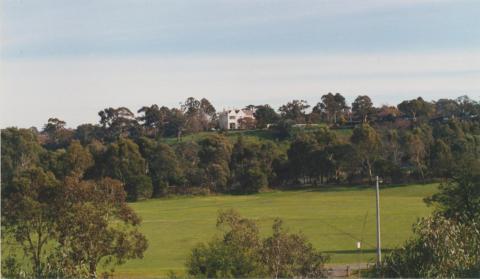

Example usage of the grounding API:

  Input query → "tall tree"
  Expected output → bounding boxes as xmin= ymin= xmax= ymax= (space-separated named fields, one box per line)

xmin=435 ymin=99 xmax=459 ymax=118
xmin=456 ymin=95 xmax=479 ymax=117
xmin=98 ymin=107 xmax=138 ymax=140
xmin=164 ymin=108 xmax=187 ymax=140
xmin=351 ymin=124 xmax=381 ymax=181
xmin=1 ymin=128 xmax=44 ymax=188
xmin=137 ymin=137 xmax=183 ymax=197
xmin=137 ymin=104 xmax=169 ymax=138
xmin=100 ymin=138 xmax=151 ymax=201
xmin=42 ymin=118 xmax=73 ymax=149
xmin=230 ymin=136 xmax=268 ymax=194
xmin=398 ymin=97 xmax=434 ymax=121
xmin=352 ymin=95 xmax=375 ymax=123
xmin=279 ymin=100 xmax=310 ymax=124
xmin=2 ymin=167 xmax=61 ymax=278
xmin=57 ymin=177 xmax=148 ymax=277
xmin=430 ymin=139 xmax=453 ymax=180
xmin=254 ymin=105 xmax=279 ymax=128
xmin=405 ymin=129 xmax=428 ymax=180
xmin=198 ymin=135 xmax=232 ymax=192
xmin=315 ymin=93 xmax=348 ymax=124
xmin=287 ymin=134 xmax=317 ymax=183
xmin=61 ymin=140 xmax=94 ymax=178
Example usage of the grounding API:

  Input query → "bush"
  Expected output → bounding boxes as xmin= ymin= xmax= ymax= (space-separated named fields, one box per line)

xmin=186 ymin=210 xmax=328 ymax=278
xmin=380 ymin=214 xmax=480 ymax=278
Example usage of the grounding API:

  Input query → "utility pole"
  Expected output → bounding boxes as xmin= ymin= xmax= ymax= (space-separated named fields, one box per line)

xmin=375 ymin=176 xmax=382 ymax=267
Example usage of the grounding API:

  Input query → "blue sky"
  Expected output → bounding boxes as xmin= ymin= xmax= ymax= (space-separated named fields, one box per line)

xmin=1 ymin=0 xmax=480 ymax=128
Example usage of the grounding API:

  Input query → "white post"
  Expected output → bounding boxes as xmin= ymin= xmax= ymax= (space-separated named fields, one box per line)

xmin=375 ymin=176 xmax=382 ymax=267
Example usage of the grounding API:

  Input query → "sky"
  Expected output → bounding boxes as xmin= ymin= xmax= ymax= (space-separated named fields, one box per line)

xmin=1 ymin=0 xmax=480 ymax=128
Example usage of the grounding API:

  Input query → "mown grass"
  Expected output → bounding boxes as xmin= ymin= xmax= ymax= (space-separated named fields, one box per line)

xmin=113 ymin=183 xmax=437 ymax=277
xmin=162 ymin=127 xmax=353 ymax=145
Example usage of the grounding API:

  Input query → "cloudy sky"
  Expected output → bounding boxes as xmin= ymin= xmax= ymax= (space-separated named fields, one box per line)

xmin=1 ymin=0 xmax=479 ymax=128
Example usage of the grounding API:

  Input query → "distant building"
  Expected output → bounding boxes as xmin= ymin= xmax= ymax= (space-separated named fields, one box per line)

xmin=219 ymin=108 xmax=255 ymax=130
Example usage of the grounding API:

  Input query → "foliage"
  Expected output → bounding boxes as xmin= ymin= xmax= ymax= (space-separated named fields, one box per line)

xmin=198 ymin=135 xmax=232 ymax=192
xmin=187 ymin=210 xmax=328 ymax=278
xmin=99 ymin=138 xmax=148 ymax=201
xmin=2 ymin=167 xmax=61 ymax=278
xmin=230 ymin=136 xmax=270 ymax=194
xmin=3 ymin=94 xmax=480 ymax=195
xmin=279 ymin=100 xmax=310 ymax=124
xmin=254 ymin=104 xmax=279 ymax=128
xmin=262 ymin=219 xmax=329 ymax=278
xmin=314 ymin=92 xmax=348 ymax=124
xmin=425 ymin=158 xmax=480 ymax=221
xmin=187 ymin=210 xmax=264 ymax=278
xmin=352 ymin=95 xmax=375 ymax=123
xmin=351 ymin=124 xmax=381 ymax=181
xmin=57 ymin=177 xmax=148 ymax=277
xmin=380 ymin=214 xmax=480 ymax=278
xmin=1 ymin=127 xmax=44 ymax=189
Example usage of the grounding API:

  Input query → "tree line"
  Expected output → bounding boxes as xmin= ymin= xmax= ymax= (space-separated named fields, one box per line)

xmin=3 ymin=95 xmax=480 ymax=200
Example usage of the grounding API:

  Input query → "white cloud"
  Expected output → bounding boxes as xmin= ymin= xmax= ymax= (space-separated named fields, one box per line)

xmin=1 ymin=50 xmax=479 ymax=128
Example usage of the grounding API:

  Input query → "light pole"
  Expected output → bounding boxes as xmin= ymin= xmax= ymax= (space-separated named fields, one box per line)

xmin=375 ymin=176 xmax=382 ymax=268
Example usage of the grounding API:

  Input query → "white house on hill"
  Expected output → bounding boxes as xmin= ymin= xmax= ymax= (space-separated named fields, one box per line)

xmin=219 ymin=108 xmax=255 ymax=130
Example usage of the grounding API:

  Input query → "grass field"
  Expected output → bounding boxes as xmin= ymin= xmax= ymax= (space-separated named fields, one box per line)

xmin=113 ymin=183 xmax=438 ymax=277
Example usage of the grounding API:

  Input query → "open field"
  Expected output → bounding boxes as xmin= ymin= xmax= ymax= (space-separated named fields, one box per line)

xmin=113 ymin=183 xmax=438 ymax=277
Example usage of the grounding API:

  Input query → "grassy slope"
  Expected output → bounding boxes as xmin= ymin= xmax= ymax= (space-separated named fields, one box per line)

xmin=163 ymin=127 xmax=353 ymax=145
xmin=114 ymin=183 xmax=437 ymax=277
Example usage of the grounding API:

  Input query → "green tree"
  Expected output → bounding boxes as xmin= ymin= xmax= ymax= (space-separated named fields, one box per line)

xmin=57 ymin=177 xmax=148 ymax=277
xmin=2 ymin=167 xmax=61 ymax=278
xmin=137 ymin=104 xmax=170 ymax=138
xmin=100 ymin=138 xmax=149 ymax=201
xmin=279 ymin=100 xmax=310 ymax=124
xmin=98 ymin=107 xmax=138 ymax=141
xmin=380 ymin=214 xmax=480 ymax=278
xmin=187 ymin=209 xmax=264 ymax=278
xmin=352 ymin=95 xmax=375 ymax=123
xmin=61 ymin=140 xmax=94 ymax=178
xmin=198 ymin=135 xmax=232 ymax=192
xmin=187 ymin=210 xmax=329 ymax=278
xmin=42 ymin=118 xmax=73 ymax=149
xmin=425 ymin=159 xmax=480 ymax=221
xmin=230 ymin=136 xmax=268 ymax=194
xmin=74 ymin=123 xmax=103 ymax=145
xmin=405 ymin=129 xmax=428 ymax=180
xmin=351 ymin=124 xmax=381 ymax=181
xmin=262 ymin=219 xmax=329 ymax=278
xmin=164 ymin=108 xmax=187 ymax=140
xmin=398 ymin=97 xmax=434 ymax=121
xmin=1 ymin=128 xmax=44 ymax=190
xmin=287 ymin=134 xmax=316 ymax=184
xmin=254 ymin=105 xmax=279 ymax=128
xmin=315 ymin=93 xmax=348 ymax=124
xmin=430 ymin=139 xmax=453 ymax=179
xmin=137 ymin=137 xmax=183 ymax=197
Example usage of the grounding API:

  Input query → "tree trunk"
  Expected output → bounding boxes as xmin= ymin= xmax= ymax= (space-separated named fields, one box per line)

xmin=89 ymin=261 xmax=97 ymax=279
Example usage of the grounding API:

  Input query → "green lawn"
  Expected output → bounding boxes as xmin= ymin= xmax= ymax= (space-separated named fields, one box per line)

xmin=113 ymin=183 xmax=437 ymax=277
